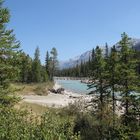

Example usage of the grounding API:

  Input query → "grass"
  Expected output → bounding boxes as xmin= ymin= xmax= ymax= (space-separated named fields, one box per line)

xmin=15 ymin=101 xmax=78 ymax=121
xmin=15 ymin=100 xmax=82 ymax=116
xmin=15 ymin=101 xmax=49 ymax=115
xmin=11 ymin=81 xmax=54 ymax=96
xmin=12 ymin=81 xmax=54 ymax=115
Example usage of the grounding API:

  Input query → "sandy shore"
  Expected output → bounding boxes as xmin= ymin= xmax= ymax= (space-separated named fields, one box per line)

xmin=22 ymin=82 xmax=84 ymax=108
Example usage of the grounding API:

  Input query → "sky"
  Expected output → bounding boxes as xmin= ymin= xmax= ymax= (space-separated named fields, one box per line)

xmin=5 ymin=0 xmax=140 ymax=63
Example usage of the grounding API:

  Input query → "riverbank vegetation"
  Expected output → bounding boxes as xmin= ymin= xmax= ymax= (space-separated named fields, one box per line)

xmin=12 ymin=82 xmax=53 ymax=96
xmin=0 ymin=0 xmax=140 ymax=139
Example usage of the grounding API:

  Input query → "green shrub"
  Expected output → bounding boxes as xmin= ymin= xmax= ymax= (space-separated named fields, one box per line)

xmin=0 ymin=107 xmax=80 ymax=140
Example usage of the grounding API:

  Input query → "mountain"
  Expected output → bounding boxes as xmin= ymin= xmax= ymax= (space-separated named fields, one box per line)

xmin=59 ymin=38 xmax=140 ymax=69
xmin=115 ymin=38 xmax=140 ymax=50
xmin=130 ymin=38 xmax=140 ymax=51
xmin=59 ymin=50 xmax=92 ymax=69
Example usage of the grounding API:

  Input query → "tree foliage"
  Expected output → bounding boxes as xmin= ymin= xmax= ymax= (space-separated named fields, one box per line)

xmin=0 ymin=0 xmax=20 ymax=106
xmin=57 ymin=33 xmax=140 ymax=139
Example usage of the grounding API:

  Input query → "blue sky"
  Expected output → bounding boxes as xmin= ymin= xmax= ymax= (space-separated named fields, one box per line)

xmin=5 ymin=0 xmax=140 ymax=63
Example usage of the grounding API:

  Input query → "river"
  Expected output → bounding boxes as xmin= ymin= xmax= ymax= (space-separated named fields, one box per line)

xmin=55 ymin=79 xmax=94 ymax=94
xmin=55 ymin=79 xmax=140 ymax=97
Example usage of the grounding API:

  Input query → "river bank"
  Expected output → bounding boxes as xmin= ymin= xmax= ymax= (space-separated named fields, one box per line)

xmin=22 ymin=82 xmax=90 ymax=108
xmin=22 ymin=82 xmax=124 ymax=116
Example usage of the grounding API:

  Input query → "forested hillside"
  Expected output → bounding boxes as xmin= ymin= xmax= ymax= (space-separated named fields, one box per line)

xmin=59 ymin=39 xmax=140 ymax=69
xmin=57 ymin=41 xmax=140 ymax=77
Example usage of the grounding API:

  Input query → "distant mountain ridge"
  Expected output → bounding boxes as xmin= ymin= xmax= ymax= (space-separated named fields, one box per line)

xmin=59 ymin=38 xmax=140 ymax=69
xmin=59 ymin=50 xmax=92 ymax=69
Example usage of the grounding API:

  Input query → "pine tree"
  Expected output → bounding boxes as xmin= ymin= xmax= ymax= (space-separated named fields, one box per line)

xmin=135 ymin=51 xmax=140 ymax=74
xmin=91 ymin=48 xmax=95 ymax=76
xmin=0 ymin=0 xmax=20 ymax=106
xmin=80 ymin=60 xmax=84 ymax=77
xmin=32 ymin=47 xmax=41 ymax=83
xmin=88 ymin=46 xmax=110 ymax=139
xmin=105 ymin=43 xmax=109 ymax=58
xmin=107 ymin=45 xmax=119 ymax=127
xmin=87 ymin=56 xmax=91 ymax=77
xmin=118 ymin=32 xmax=140 ymax=127
xmin=45 ymin=51 xmax=50 ymax=77
xmin=83 ymin=62 xmax=87 ymax=77
xmin=41 ymin=66 xmax=48 ymax=82
xmin=50 ymin=47 xmax=58 ymax=80
xmin=73 ymin=61 xmax=79 ymax=77
xmin=91 ymin=48 xmax=95 ymax=61
xmin=89 ymin=47 xmax=107 ymax=113
xmin=18 ymin=52 xmax=32 ymax=83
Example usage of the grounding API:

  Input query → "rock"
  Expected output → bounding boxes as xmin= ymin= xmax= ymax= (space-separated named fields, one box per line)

xmin=69 ymin=95 xmax=79 ymax=99
xmin=56 ymin=88 xmax=65 ymax=94
xmin=49 ymin=89 xmax=57 ymax=93
xmin=81 ymin=79 xmax=93 ymax=84
xmin=49 ymin=88 xmax=65 ymax=94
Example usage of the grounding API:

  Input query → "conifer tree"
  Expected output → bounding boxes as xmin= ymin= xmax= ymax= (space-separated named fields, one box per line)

xmin=87 ymin=56 xmax=91 ymax=77
xmin=32 ymin=47 xmax=41 ymax=82
xmin=91 ymin=48 xmax=95 ymax=76
xmin=118 ymin=32 xmax=140 ymax=127
xmin=135 ymin=51 xmax=140 ymax=74
xmin=80 ymin=60 xmax=84 ymax=77
xmin=50 ymin=47 xmax=58 ymax=80
xmin=88 ymin=46 xmax=110 ymax=138
xmin=107 ymin=45 xmax=119 ymax=127
xmin=18 ymin=52 xmax=32 ymax=83
xmin=91 ymin=48 xmax=95 ymax=61
xmin=41 ymin=66 xmax=48 ymax=82
xmin=0 ymin=0 xmax=20 ymax=105
xmin=89 ymin=47 xmax=108 ymax=114
xmin=105 ymin=43 xmax=109 ymax=58
xmin=45 ymin=51 xmax=50 ymax=77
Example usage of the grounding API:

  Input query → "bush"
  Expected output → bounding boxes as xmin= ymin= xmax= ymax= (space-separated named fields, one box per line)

xmin=0 ymin=107 xmax=80 ymax=140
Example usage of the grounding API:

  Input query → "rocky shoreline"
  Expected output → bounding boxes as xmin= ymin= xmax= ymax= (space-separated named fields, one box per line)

xmin=22 ymin=82 xmax=88 ymax=108
xmin=22 ymin=82 xmax=124 ymax=115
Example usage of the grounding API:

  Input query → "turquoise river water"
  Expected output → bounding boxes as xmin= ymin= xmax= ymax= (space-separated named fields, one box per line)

xmin=55 ymin=79 xmax=140 ymax=96
xmin=55 ymin=79 xmax=93 ymax=94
